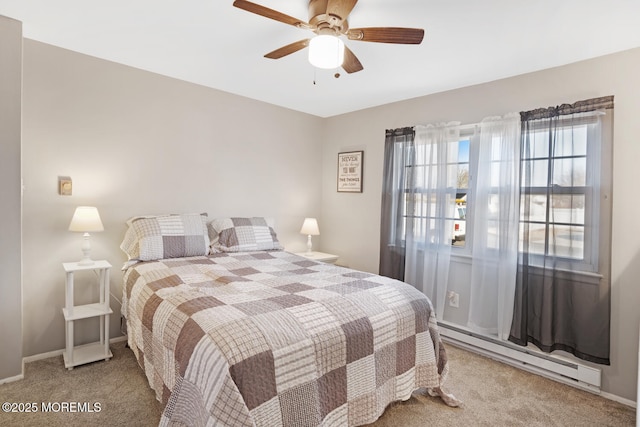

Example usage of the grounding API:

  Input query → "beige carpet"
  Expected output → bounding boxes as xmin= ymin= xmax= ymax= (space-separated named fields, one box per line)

xmin=0 ymin=341 xmax=634 ymax=427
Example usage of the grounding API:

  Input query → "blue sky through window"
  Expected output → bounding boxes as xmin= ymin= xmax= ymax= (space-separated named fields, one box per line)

xmin=459 ymin=139 xmax=470 ymax=162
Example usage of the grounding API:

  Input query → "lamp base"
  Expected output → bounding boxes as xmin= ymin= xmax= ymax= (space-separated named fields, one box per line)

xmin=78 ymin=232 xmax=94 ymax=265
xmin=306 ymin=234 xmax=313 ymax=253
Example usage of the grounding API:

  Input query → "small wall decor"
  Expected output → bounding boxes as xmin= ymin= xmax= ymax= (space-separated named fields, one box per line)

xmin=337 ymin=151 xmax=363 ymax=193
xmin=59 ymin=176 xmax=72 ymax=196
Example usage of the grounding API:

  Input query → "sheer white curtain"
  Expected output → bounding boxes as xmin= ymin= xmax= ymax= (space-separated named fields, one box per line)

xmin=468 ymin=114 xmax=520 ymax=339
xmin=405 ymin=123 xmax=460 ymax=320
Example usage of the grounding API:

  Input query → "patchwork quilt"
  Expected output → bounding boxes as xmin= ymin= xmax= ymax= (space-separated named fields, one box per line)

xmin=123 ymin=251 xmax=451 ymax=426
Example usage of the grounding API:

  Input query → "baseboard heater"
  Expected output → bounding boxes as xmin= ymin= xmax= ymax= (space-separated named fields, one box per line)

xmin=438 ymin=322 xmax=601 ymax=393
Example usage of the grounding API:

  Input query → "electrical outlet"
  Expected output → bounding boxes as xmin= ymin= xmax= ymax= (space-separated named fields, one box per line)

xmin=447 ymin=291 xmax=459 ymax=308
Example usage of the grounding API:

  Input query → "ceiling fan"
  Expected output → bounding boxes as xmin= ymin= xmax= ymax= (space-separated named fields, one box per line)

xmin=232 ymin=0 xmax=425 ymax=74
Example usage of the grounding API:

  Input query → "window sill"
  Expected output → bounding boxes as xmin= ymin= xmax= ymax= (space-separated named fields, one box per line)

xmin=519 ymin=264 xmax=603 ymax=285
xmin=388 ymin=244 xmax=603 ymax=283
xmin=450 ymin=252 xmax=473 ymax=264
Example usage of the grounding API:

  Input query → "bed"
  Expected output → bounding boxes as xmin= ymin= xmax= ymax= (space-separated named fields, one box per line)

xmin=121 ymin=214 xmax=457 ymax=426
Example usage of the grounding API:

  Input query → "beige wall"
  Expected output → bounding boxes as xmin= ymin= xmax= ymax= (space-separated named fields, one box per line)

xmin=321 ymin=47 xmax=640 ymax=401
xmin=20 ymin=39 xmax=324 ymax=358
xmin=0 ymin=15 xmax=23 ymax=382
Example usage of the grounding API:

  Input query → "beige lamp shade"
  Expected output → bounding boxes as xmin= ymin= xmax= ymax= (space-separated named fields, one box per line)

xmin=300 ymin=218 xmax=320 ymax=236
xmin=69 ymin=206 xmax=104 ymax=232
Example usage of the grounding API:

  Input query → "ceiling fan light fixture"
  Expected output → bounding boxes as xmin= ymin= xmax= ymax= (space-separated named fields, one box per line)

xmin=308 ymin=35 xmax=345 ymax=69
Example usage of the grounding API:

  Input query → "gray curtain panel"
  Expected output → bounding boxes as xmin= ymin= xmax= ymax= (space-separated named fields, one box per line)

xmin=509 ymin=96 xmax=614 ymax=365
xmin=379 ymin=127 xmax=414 ymax=280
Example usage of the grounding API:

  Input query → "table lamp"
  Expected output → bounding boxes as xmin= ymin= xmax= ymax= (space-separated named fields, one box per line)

xmin=300 ymin=218 xmax=320 ymax=253
xmin=69 ymin=206 xmax=104 ymax=265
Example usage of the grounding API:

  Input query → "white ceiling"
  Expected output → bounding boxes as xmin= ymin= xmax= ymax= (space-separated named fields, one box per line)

xmin=1 ymin=0 xmax=639 ymax=117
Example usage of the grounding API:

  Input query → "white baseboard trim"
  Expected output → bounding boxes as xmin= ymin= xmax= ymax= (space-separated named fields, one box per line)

xmin=0 ymin=372 xmax=24 ymax=385
xmin=22 ymin=335 xmax=128 ymax=364
xmin=1 ymin=336 xmax=128 ymax=384
xmin=22 ymin=348 xmax=64 ymax=363
xmin=600 ymin=391 xmax=637 ymax=409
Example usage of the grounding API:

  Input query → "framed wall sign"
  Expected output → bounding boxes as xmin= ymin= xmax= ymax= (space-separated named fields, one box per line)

xmin=337 ymin=151 xmax=363 ymax=193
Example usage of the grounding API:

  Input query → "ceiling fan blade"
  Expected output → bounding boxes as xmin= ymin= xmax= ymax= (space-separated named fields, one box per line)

xmin=347 ymin=27 xmax=425 ymax=44
xmin=264 ymin=39 xmax=310 ymax=59
xmin=326 ymin=0 xmax=358 ymax=20
xmin=342 ymin=46 xmax=363 ymax=74
xmin=233 ymin=0 xmax=306 ymax=28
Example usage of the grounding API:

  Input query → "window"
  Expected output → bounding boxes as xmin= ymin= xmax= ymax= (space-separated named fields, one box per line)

xmin=392 ymin=116 xmax=606 ymax=260
xmin=383 ymin=105 xmax=610 ymax=270
xmin=519 ymin=112 xmax=609 ymax=272
xmin=381 ymin=98 xmax=612 ymax=362
xmin=402 ymin=135 xmax=472 ymax=248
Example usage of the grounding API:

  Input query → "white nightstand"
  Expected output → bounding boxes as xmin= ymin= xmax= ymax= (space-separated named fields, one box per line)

xmin=62 ymin=260 xmax=113 ymax=370
xmin=295 ymin=251 xmax=339 ymax=264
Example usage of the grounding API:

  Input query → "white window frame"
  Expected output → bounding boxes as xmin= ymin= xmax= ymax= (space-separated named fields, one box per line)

xmin=392 ymin=113 xmax=609 ymax=275
xmin=400 ymin=126 xmax=478 ymax=254
xmin=519 ymin=113 xmax=608 ymax=273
